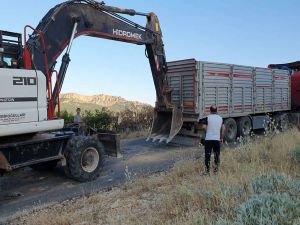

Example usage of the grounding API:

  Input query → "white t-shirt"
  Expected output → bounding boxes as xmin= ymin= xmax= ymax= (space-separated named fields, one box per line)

xmin=74 ymin=114 xmax=82 ymax=123
xmin=205 ymin=114 xmax=223 ymax=141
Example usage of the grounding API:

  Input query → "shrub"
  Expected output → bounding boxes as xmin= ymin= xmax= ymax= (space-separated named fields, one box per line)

xmin=82 ymin=109 xmax=112 ymax=130
xmin=60 ymin=110 xmax=74 ymax=124
xmin=235 ymin=193 xmax=300 ymax=225
xmin=116 ymin=106 xmax=153 ymax=132
xmin=214 ymin=218 xmax=232 ymax=225
xmin=290 ymin=147 xmax=300 ymax=165
xmin=217 ymin=174 xmax=300 ymax=225
xmin=251 ymin=174 xmax=296 ymax=195
xmin=59 ymin=107 xmax=153 ymax=134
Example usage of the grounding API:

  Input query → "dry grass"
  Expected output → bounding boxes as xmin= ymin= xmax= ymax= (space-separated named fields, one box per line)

xmin=9 ymin=129 xmax=300 ymax=225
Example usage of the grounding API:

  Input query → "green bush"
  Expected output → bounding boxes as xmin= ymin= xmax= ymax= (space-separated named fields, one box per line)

xmin=290 ymin=147 xmax=300 ymax=165
xmin=83 ymin=109 xmax=112 ymax=130
xmin=235 ymin=193 xmax=300 ymax=225
xmin=214 ymin=218 xmax=232 ymax=225
xmin=251 ymin=174 xmax=292 ymax=194
xmin=58 ymin=107 xmax=153 ymax=133
xmin=60 ymin=110 xmax=74 ymax=124
xmin=216 ymin=174 xmax=300 ymax=225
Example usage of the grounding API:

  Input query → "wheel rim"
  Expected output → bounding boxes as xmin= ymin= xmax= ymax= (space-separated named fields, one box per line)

xmin=227 ymin=123 xmax=235 ymax=139
xmin=242 ymin=120 xmax=251 ymax=135
xmin=81 ymin=147 xmax=99 ymax=173
xmin=281 ymin=116 xmax=289 ymax=130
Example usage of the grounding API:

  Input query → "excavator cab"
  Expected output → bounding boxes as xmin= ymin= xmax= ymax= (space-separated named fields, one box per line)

xmin=0 ymin=30 xmax=22 ymax=68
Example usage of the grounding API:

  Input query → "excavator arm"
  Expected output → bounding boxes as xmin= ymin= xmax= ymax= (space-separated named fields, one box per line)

xmin=25 ymin=0 xmax=182 ymax=143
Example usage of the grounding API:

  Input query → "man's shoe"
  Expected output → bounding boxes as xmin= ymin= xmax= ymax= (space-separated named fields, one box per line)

xmin=213 ymin=168 xmax=219 ymax=175
xmin=202 ymin=171 xmax=210 ymax=176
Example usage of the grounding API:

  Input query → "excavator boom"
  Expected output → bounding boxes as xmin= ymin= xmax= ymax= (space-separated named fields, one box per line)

xmin=24 ymin=0 xmax=182 ymax=143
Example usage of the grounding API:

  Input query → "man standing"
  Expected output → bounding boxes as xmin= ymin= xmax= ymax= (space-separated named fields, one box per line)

xmin=74 ymin=107 xmax=82 ymax=124
xmin=73 ymin=107 xmax=87 ymax=135
xmin=202 ymin=105 xmax=225 ymax=174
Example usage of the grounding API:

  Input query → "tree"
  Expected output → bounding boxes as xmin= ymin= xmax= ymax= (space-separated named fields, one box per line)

xmin=59 ymin=106 xmax=153 ymax=133
xmin=60 ymin=110 xmax=74 ymax=124
xmin=82 ymin=108 xmax=113 ymax=130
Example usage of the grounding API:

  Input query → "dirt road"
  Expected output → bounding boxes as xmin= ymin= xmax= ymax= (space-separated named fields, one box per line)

xmin=0 ymin=137 xmax=200 ymax=223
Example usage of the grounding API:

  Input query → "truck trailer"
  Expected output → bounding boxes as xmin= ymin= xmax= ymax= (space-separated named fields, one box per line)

xmin=158 ymin=59 xmax=300 ymax=142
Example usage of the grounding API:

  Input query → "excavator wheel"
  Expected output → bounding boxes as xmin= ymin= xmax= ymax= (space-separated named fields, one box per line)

xmin=63 ymin=136 xmax=105 ymax=182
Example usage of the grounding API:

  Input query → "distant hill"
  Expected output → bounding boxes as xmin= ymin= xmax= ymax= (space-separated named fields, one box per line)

xmin=59 ymin=93 xmax=152 ymax=113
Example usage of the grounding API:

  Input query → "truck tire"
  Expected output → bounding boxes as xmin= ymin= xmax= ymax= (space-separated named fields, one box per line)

xmin=30 ymin=160 xmax=58 ymax=171
xmin=273 ymin=113 xmax=289 ymax=132
xmin=278 ymin=114 xmax=289 ymax=131
xmin=237 ymin=117 xmax=252 ymax=137
xmin=63 ymin=136 xmax=104 ymax=182
xmin=224 ymin=118 xmax=237 ymax=143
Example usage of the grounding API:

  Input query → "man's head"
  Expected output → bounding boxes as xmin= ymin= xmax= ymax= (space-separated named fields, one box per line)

xmin=210 ymin=105 xmax=217 ymax=114
xmin=76 ymin=107 xmax=81 ymax=115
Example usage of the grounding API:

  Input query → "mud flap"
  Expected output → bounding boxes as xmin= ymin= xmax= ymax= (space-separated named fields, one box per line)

xmin=147 ymin=107 xmax=183 ymax=143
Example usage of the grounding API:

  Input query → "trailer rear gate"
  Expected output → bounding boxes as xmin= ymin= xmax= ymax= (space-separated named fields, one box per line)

xmin=167 ymin=59 xmax=290 ymax=121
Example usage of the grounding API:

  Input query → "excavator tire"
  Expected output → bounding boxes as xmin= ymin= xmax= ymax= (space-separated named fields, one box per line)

xmin=30 ymin=160 xmax=58 ymax=171
xmin=63 ymin=135 xmax=104 ymax=182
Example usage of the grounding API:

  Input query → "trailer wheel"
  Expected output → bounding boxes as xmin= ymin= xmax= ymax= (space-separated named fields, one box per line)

xmin=224 ymin=118 xmax=237 ymax=143
xmin=237 ymin=117 xmax=252 ymax=137
xmin=64 ymin=136 xmax=104 ymax=182
xmin=278 ymin=114 xmax=289 ymax=131
xmin=30 ymin=160 xmax=58 ymax=171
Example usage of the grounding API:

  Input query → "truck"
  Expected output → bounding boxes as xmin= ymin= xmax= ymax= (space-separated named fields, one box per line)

xmin=147 ymin=59 xmax=300 ymax=143
xmin=0 ymin=0 xmax=179 ymax=182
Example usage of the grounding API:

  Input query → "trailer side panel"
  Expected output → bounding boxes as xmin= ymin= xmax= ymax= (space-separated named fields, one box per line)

xmin=167 ymin=59 xmax=291 ymax=121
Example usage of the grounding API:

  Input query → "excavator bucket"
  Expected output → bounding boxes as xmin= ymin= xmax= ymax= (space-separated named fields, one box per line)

xmin=147 ymin=107 xmax=183 ymax=143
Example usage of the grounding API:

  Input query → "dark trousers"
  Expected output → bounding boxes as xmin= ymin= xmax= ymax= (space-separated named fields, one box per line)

xmin=204 ymin=140 xmax=220 ymax=173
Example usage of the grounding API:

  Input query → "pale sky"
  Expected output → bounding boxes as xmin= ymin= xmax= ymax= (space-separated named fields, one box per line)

xmin=1 ymin=1 xmax=299 ymax=105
